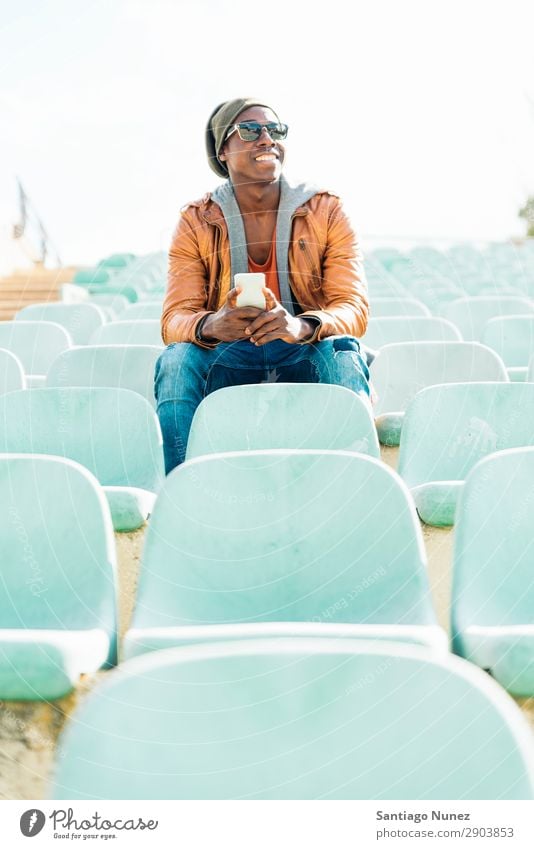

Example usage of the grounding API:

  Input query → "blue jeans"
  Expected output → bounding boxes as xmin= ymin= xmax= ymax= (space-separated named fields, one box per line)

xmin=154 ymin=336 xmax=370 ymax=473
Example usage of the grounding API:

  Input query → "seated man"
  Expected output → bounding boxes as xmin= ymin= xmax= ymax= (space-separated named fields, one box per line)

xmin=155 ymin=97 xmax=370 ymax=473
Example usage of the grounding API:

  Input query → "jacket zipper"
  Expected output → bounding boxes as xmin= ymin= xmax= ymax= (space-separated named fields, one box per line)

xmin=297 ymin=236 xmax=320 ymax=284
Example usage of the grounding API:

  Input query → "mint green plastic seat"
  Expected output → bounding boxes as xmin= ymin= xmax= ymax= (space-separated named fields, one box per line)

xmin=0 ymin=348 xmax=26 ymax=394
xmin=51 ymin=639 xmax=534 ymax=799
xmin=86 ymin=284 xmax=138 ymax=302
xmin=482 ymin=315 xmax=534 ymax=381
xmin=15 ymin=303 xmax=106 ymax=345
xmin=98 ymin=252 xmax=136 ymax=269
xmin=371 ymin=297 xmax=431 ymax=317
xmin=529 ymin=355 xmax=534 ymax=382
xmin=123 ymin=450 xmax=444 ymax=659
xmin=452 ymin=448 xmax=534 ymax=696
xmin=90 ymin=319 xmax=163 ymax=346
xmin=442 ymin=296 xmax=534 ymax=341
xmin=398 ymin=382 xmax=534 ymax=526
xmin=0 ymin=388 xmax=164 ymax=531
xmin=0 ymin=455 xmax=118 ymax=700
xmin=47 ymin=345 xmax=160 ymax=408
xmin=0 ymin=321 xmax=72 ymax=386
xmin=185 ymin=384 xmax=379 ymax=461
xmin=371 ymin=342 xmax=508 ymax=446
xmin=363 ymin=316 xmax=461 ymax=349
xmin=120 ymin=302 xmax=163 ymax=320
xmin=88 ymin=294 xmax=130 ymax=318
xmin=73 ymin=268 xmax=113 ymax=286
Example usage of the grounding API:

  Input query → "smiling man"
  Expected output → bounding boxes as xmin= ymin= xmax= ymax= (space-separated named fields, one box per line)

xmin=155 ymin=97 xmax=370 ymax=472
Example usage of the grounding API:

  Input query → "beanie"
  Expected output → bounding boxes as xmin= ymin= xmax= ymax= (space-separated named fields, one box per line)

xmin=205 ymin=98 xmax=278 ymax=178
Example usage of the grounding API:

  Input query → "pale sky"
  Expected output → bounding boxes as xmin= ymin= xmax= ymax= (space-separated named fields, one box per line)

xmin=1 ymin=0 xmax=534 ymax=266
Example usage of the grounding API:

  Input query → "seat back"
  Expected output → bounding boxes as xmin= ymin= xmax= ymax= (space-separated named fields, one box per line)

xmin=47 ymin=345 xmax=160 ymax=407
xmin=132 ymin=450 xmax=433 ymax=631
xmin=186 ymin=383 xmax=379 ymax=460
xmin=51 ymin=639 xmax=534 ymax=799
xmin=0 ymin=348 xmax=26 ymax=393
xmin=90 ymin=320 xmax=163 ymax=346
xmin=398 ymin=382 xmax=534 ymax=487
xmin=482 ymin=315 xmax=534 ymax=367
xmin=0 ymin=454 xmax=117 ymax=662
xmin=371 ymin=342 xmax=508 ymax=416
xmin=0 ymin=321 xmax=72 ymax=374
xmin=121 ymin=302 xmax=163 ymax=320
xmin=443 ymin=296 xmax=534 ymax=341
xmin=363 ymin=316 xmax=461 ymax=349
xmin=15 ymin=303 xmax=106 ymax=345
xmin=370 ymin=297 xmax=431 ymax=317
xmin=0 ymin=387 xmax=164 ymax=490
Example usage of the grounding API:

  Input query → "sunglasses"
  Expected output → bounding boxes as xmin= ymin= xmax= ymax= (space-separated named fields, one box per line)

xmin=225 ymin=121 xmax=289 ymax=142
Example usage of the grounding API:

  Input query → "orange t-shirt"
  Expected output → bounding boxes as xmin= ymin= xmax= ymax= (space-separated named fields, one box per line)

xmin=247 ymin=239 xmax=281 ymax=302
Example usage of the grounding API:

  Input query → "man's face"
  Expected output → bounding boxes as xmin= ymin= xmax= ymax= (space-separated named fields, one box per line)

xmin=218 ymin=106 xmax=285 ymax=187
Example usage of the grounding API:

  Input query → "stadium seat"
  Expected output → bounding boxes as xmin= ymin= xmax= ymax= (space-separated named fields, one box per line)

xmin=0 ymin=321 xmax=72 ymax=386
xmin=90 ymin=320 xmax=163 ymax=346
xmin=0 ymin=348 xmax=26 ymax=394
xmin=370 ymin=297 xmax=431 ymax=317
xmin=185 ymin=384 xmax=379 ymax=461
xmin=88 ymin=294 xmax=130 ymax=318
xmin=98 ymin=252 xmax=136 ymax=269
xmin=397 ymin=382 xmax=534 ymax=526
xmin=451 ymin=447 xmax=534 ymax=697
xmin=123 ymin=449 xmax=444 ymax=659
xmin=482 ymin=315 xmax=534 ymax=381
xmin=15 ymin=303 xmax=107 ymax=345
xmin=529 ymin=355 xmax=534 ymax=382
xmin=0 ymin=388 xmax=165 ymax=531
xmin=362 ymin=316 xmax=461 ymax=349
xmin=442 ymin=296 xmax=534 ymax=341
xmin=51 ymin=639 xmax=534 ymax=799
xmin=46 ymin=345 xmax=160 ymax=408
xmin=0 ymin=454 xmax=118 ymax=700
xmin=120 ymin=302 xmax=163 ymax=320
xmin=371 ymin=342 xmax=508 ymax=446
xmin=73 ymin=268 xmax=113 ymax=286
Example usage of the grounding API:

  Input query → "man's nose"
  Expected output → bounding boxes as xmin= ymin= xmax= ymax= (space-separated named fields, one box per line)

xmin=258 ymin=126 xmax=276 ymax=144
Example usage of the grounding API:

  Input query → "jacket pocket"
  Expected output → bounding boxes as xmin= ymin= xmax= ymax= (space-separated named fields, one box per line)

xmin=297 ymin=238 xmax=322 ymax=290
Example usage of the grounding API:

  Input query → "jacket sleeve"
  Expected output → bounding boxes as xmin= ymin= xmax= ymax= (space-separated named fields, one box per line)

xmin=161 ymin=209 xmax=217 ymax=348
xmin=299 ymin=197 xmax=369 ymax=340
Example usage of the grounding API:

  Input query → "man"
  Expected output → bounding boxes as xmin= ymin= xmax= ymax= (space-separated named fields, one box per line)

xmin=155 ymin=97 xmax=370 ymax=472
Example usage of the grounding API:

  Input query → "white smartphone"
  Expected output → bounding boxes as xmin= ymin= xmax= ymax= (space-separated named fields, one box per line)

xmin=234 ymin=273 xmax=266 ymax=309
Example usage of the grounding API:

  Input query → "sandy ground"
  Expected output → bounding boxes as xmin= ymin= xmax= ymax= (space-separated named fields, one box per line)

xmin=1 ymin=445 xmax=533 ymax=800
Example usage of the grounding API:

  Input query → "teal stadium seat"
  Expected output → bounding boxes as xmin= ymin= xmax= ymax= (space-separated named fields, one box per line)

xmin=0 ymin=321 xmax=72 ymax=386
xmin=0 ymin=348 xmax=26 ymax=393
xmin=46 ymin=344 xmax=161 ymax=408
xmin=98 ymin=252 xmax=136 ymax=269
xmin=452 ymin=448 xmax=534 ymax=697
xmin=397 ymin=382 xmax=534 ymax=527
xmin=0 ymin=387 xmax=164 ymax=531
xmin=371 ymin=342 xmax=508 ymax=446
xmin=442 ymin=296 xmax=534 ymax=341
xmin=120 ymin=302 xmax=163 ymax=320
xmin=185 ymin=383 xmax=379 ymax=460
xmin=51 ymin=639 xmax=534 ymax=799
xmin=73 ymin=268 xmax=113 ymax=286
xmin=90 ymin=319 xmax=163 ymax=346
xmin=482 ymin=315 xmax=534 ymax=381
xmin=362 ymin=316 xmax=461 ymax=349
xmin=370 ymin=297 xmax=431 ymax=317
xmin=529 ymin=355 xmax=534 ymax=382
xmin=0 ymin=455 xmax=118 ymax=700
xmin=88 ymin=294 xmax=130 ymax=319
xmin=15 ymin=302 xmax=107 ymax=345
xmin=123 ymin=450 xmax=444 ymax=659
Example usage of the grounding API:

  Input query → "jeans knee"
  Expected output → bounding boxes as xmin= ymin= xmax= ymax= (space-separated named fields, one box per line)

xmin=154 ymin=342 xmax=209 ymax=404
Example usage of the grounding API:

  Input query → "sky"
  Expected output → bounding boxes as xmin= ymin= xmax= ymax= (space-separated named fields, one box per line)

xmin=1 ymin=0 xmax=534 ymax=267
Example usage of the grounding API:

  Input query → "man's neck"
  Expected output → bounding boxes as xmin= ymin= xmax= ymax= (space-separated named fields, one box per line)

xmin=232 ymin=179 xmax=281 ymax=215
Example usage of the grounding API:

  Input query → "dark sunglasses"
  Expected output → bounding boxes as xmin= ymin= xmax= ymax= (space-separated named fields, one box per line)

xmin=225 ymin=121 xmax=289 ymax=142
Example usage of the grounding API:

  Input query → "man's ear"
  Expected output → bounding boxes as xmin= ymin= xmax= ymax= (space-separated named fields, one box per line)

xmin=218 ymin=143 xmax=227 ymax=163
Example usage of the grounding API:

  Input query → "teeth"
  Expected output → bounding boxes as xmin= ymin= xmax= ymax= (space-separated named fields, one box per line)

xmin=256 ymin=154 xmax=276 ymax=161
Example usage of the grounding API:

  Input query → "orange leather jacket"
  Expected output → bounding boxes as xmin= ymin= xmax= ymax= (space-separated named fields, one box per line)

xmin=162 ymin=189 xmax=368 ymax=347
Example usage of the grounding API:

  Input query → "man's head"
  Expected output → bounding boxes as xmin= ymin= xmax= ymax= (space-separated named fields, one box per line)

xmin=206 ymin=98 xmax=286 ymax=184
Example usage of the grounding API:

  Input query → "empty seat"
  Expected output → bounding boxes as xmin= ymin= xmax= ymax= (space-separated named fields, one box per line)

xmin=370 ymin=297 xmax=431 ymax=317
xmin=452 ymin=448 xmax=534 ymax=696
xmin=0 ymin=348 xmax=26 ymax=394
xmin=529 ymin=354 xmax=534 ymax=382
xmin=482 ymin=315 xmax=534 ymax=381
xmin=88 ymin=294 xmax=130 ymax=318
xmin=371 ymin=342 xmax=508 ymax=446
xmin=51 ymin=639 xmax=534 ymax=799
xmin=0 ymin=388 xmax=165 ymax=532
xmin=0 ymin=454 xmax=118 ymax=700
xmin=442 ymin=296 xmax=534 ymax=341
xmin=47 ymin=345 xmax=160 ymax=408
xmin=0 ymin=321 xmax=72 ymax=386
xmin=90 ymin=320 xmax=163 ymax=346
xmin=397 ymin=382 xmax=534 ymax=526
xmin=185 ymin=384 xmax=379 ymax=461
xmin=123 ymin=450 xmax=444 ymax=659
xmin=362 ymin=316 xmax=461 ymax=349
xmin=120 ymin=302 xmax=163 ymax=320
xmin=15 ymin=302 xmax=106 ymax=345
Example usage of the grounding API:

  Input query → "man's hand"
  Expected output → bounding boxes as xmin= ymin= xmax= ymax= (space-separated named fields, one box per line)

xmin=244 ymin=289 xmax=317 ymax=345
xmin=201 ymin=288 xmax=263 ymax=342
